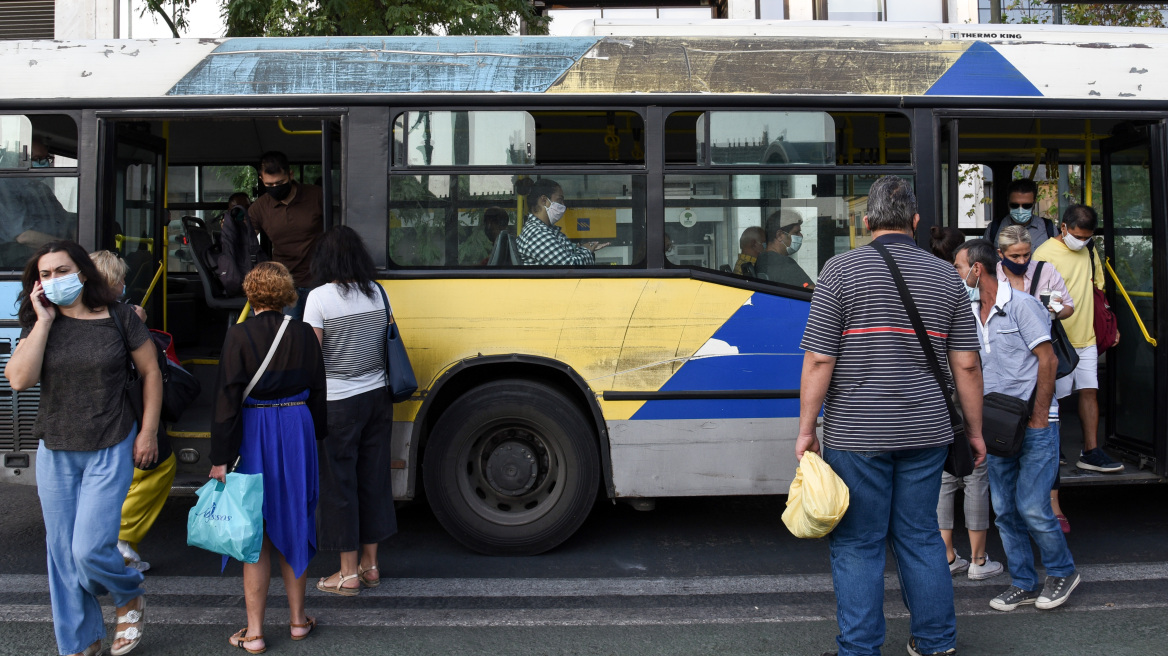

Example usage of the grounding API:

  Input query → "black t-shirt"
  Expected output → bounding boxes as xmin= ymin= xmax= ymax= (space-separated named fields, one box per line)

xmin=21 ymin=302 xmax=149 ymax=451
xmin=210 ymin=311 xmax=328 ymax=466
xmin=755 ymin=251 xmax=813 ymax=289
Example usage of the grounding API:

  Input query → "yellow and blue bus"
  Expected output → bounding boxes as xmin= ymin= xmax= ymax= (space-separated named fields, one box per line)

xmin=1 ymin=22 xmax=1164 ymax=555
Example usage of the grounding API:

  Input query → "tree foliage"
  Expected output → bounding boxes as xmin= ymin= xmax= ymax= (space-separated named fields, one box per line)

xmin=141 ymin=0 xmax=195 ymax=38
xmin=222 ymin=0 xmax=548 ymax=37
xmin=1002 ymin=1 xmax=1167 ymax=27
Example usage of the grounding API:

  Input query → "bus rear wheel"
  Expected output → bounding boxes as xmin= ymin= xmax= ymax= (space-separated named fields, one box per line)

xmin=423 ymin=379 xmax=599 ymax=556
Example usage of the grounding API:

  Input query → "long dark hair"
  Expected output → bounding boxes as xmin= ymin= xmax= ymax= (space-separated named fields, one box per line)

xmin=310 ymin=225 xmax=378 ymax=299
xmin=18 ymin=240 xmax=118 ymax=328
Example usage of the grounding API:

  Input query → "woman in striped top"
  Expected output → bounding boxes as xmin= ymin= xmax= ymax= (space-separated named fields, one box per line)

xmin=304 ymin=226 xmax=398 ymax=596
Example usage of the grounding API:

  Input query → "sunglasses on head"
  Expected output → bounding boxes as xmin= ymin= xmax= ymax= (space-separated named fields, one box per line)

xmin=1008 ymin=203 xmax=1034 ymax=210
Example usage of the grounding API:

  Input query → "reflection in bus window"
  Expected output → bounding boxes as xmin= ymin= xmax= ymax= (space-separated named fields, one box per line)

xmin=700 ymin=111 xmax=836 ymax=166
xmin=0 ymin=176 xmax=78 ymax=268
xmin=663 ymin=174 xmax=911 ymax=288
xmin=394 ymin=111 xmax=535 ymax=167
xmin=388 ymin=174 xmax=645 ymax=267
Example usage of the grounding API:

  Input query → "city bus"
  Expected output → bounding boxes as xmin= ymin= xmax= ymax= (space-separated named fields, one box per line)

xmin=1 ymin=21 xmax=1165 ymax=556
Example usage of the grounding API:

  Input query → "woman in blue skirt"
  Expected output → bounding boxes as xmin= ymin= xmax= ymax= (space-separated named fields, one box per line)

xmin=209 ymin=262 xmax=327 ymax=654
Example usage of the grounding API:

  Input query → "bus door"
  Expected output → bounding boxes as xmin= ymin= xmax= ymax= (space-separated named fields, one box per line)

xmin=100 ymin=123 xmax=167 ymax=324
xmin=1100 ymin=123 xmax=1168 ymax=477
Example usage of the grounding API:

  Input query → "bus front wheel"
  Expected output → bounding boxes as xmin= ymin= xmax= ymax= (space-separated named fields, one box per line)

xmin=423 ymin=379 xmax=599 ymax=556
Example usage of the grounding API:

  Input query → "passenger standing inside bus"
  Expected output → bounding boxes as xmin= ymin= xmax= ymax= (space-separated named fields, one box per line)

xmin=5 ymin=241 xmax=160 ymax=656
xmin=1033 ymin=205 xmax=1124 ymax=474
xmin=304 ymin=226 xmax=398 ymax=596
xmin=997 ymin=225 xmax=1076 ymax=532
xmin=515 ymin=178 xmax=608 ymax=266
xmin=89 ymin=250 xmax=173 ymax=573
xmin=733 ymin=226 xmax=766 ymax=276
xmin=953 ymin=239 xmax=1080 ymax=613
xmin=755 ymin=210 xmax=813 ymax=289
xmin=983 ymin=179 xmax=1056 ymax=249
xmin=798 ymin=176 xmax=985 ymax=656
xmin=209 ymin=262 xmax=327 ymax=653
xmin=248 ymin=151 xmax=324 ymax=320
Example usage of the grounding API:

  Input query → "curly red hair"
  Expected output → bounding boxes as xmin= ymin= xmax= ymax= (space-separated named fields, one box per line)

xmin=243 ymin=261 xmax=298 ymax=310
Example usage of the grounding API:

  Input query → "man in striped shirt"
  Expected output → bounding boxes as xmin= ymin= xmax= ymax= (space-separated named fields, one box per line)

xmin=797 ymin=176 xmax=986 ymax=656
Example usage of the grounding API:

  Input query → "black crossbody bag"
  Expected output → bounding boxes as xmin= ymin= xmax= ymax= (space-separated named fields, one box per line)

xmin=871 ymin=242 xmax=975 ymax=477
xmin=1029 ymin=262 xmax=1080 ymax=379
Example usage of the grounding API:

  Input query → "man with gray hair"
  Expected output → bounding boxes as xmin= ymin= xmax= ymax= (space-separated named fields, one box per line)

xmin=953 ymin=238 xmax=1078 ymax=612
xmin=798 ymin=175 xmax=986 ymax=656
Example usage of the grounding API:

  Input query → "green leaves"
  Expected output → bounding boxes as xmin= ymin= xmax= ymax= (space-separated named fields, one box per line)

xmin=221 ymin=0 xmax=548 ymax=37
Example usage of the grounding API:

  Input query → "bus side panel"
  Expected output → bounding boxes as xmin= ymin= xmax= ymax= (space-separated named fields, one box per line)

xmin=0 ymin=280 xmax=36 ymax=485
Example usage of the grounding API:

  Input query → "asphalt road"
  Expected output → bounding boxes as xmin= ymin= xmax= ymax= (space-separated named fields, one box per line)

xmin=1 ymin=481 xmax=1166 ymax=655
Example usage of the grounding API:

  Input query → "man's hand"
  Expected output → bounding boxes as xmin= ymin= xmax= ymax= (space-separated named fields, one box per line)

xmin=1114 ymin=330 xmax=1121 ymax=347
xmin=795 ymin=430 xmax=820 ymax=462
xmin=1027 ymin=414 xmax=1050 ymax=429
xmin=967 ymin=430 xmax=986 ymax=468
xmin=583 ymin=241 xmax=610 ymax=253
xmin=209 ymin=464 xmax=227 ymax=483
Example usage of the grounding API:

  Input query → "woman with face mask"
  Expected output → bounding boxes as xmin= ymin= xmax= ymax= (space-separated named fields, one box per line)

xmin=5 ymin=241 xmax=162 ymax=656
xmin=997 ymin=224 xmax=1076 ymax=534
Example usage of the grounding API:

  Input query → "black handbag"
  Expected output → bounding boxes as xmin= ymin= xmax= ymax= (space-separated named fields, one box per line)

xmin=110 ymin=304 xmax=169 ymax=469
xmin=376 ymin=285 xmax=418 ymax=403
xmin=1029 ymin=262 xmax=1080 ymax=379
xmin=982 ymin=389 xmax=1035 ymax=458
xmin=149 ymin=330 xmax=202 ymax=422
xmin=871 ymin=242 xmax=975 ymax=477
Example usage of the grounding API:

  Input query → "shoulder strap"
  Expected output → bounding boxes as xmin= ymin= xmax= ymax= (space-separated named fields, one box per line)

xmin=1045 ymin=217 xmax=1056 ymax=238
xmin=1030 ymin=261 xmax=1045 ymax=297
xmin=375 ymin=283 xmax=391 ymax=317
xmin=989 ymin=216 xmax=1004 ymax=243
xmin=870 ymin=242 xmax=954 ymax=398
xmin=242 ymin=315 xmax=290 ymax=401
xmin=1087 ymin=240 xmax=1099 ymax=284
xmin=108 ymin=303 xmax=134 ymax=368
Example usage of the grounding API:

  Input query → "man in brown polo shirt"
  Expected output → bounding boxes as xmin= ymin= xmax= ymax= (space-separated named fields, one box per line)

xmin=249 ymin=151 xmax=324 ymax=319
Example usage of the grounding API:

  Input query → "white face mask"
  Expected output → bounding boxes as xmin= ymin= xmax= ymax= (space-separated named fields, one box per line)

xmin=545 ymin=201 xmax=567 ymax=223
xmin=786 ymin=234 xmax=803 ymax=255
xmin=1063 ymin=232 xmax=1088 ymax=252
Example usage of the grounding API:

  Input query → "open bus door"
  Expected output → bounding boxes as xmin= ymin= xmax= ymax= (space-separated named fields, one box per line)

xmin=99 ymin=123 xmax=167 ymax=324
xmin=1100 ymin=123 xmax=1168 ymax=478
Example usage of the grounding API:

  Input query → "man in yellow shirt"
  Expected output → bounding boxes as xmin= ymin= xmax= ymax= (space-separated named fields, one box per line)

xmin=733 ymin=226 xmax=765 ymax=276
xmin=1033 ymin=205 xmax=1123 ymax=473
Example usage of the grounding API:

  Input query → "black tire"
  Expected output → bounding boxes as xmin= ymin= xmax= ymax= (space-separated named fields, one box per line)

xmin=423 ymin=379 xmax=600 ymax=555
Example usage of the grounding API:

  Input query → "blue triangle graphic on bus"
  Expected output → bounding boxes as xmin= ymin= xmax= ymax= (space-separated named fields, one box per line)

xmin=926 ymin=41 xmax=1042 ymax=97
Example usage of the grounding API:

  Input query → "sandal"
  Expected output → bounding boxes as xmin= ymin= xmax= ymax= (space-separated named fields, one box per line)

xmin=316 ymin=572 xmax=361 ymax=596
xmin=290 ymin=616 xmax=316 ymax=641
xmin=358 ymin=564 xmax=381 ymax=588
xmin=110 ymin=595 xmax=145 ymax=656
xmin=228 ymin=628 xmax=266 ymax=654
xmin=79 ymin=640 xmax=103 ymax=656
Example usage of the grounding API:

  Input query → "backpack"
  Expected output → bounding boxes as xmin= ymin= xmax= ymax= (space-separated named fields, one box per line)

xmin=214 ymin=207 xmax=268 ymax=297
xmin=988 ymin=215 xmax=1056 ymax=246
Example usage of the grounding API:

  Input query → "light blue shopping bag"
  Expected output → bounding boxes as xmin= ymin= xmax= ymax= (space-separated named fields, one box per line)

xmin=187 ymin=472 xmax=264 ymax=563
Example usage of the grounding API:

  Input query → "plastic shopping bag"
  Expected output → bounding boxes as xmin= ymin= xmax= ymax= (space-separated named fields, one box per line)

xmin=187 ymin=472 xmax=264 ymax=563
xmin=781 ymin=452 xmax=850 ymax=539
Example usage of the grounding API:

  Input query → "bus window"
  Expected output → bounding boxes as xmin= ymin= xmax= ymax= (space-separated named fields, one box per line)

xmin=395 ymin=111 xmax=535 ymax=166
xmin=0 ymin=113 xmax=79 ymax=268
xmin=663 ymin=173 xmax=909 ymax=288
xmin=700 ymin=111 xmax=836 ymax=166
xmin=388 ymin=173 xmax=645 ymax=267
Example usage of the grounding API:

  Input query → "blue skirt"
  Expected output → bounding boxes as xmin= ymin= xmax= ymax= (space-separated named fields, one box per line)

xmin=230 ymin=389 xmax=319 ymax=578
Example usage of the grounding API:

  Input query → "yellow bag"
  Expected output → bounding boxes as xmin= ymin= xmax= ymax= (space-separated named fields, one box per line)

xmin=781 ymin=452 xmax=850 ymax=539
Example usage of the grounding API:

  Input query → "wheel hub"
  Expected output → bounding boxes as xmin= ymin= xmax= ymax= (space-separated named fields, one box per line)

xmin=484 ymin=440 xmax=539 ymax=496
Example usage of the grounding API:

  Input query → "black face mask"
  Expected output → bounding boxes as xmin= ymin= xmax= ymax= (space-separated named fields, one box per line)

xmin=265 ymin=181 xmax=292 ymax=201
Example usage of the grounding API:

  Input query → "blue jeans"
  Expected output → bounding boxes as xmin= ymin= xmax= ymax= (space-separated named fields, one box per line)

xmin=822 ymin=446 xmax=956 ymax=656
xmin=37 ymin=431 xmax=145 ymax=655
xmin=987 ymin=423 xmax=1076 ymax=591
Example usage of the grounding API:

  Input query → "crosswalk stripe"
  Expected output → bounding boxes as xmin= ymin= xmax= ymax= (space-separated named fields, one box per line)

xmin=0 ymin=561 xmax=1163 ymax=599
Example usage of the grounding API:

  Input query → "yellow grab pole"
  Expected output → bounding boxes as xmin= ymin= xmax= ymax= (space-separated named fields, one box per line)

xmin=1105 ymin=257 xmax=1156 ymax=347
xmin=237 ymin=301 xmax=251 ymax=324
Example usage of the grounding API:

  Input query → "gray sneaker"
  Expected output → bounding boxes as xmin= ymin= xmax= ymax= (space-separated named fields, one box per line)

xmin=989 ymin=586 xmax=1040 ymax=611
xmin=1036 ymin=572 xmax=1081 ymax=609
xmin=906 ymin=637 xmax=956 ymax=655
xmin=948 ymin=554 xmax=969 ymax=576
xmin=967 ymin=554 xmax=1004 ymax=580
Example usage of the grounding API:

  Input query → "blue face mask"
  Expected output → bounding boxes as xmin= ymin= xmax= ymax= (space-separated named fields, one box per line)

xmin=964 ymin=267 xmax=980 ymax=303
xmin=1009 ymin=208 xmax=1032 ymax=224
xmin=30 ymin=160 xmax=51 ymax=168
xmin=42 ymin=273 xmax=84 ymax=306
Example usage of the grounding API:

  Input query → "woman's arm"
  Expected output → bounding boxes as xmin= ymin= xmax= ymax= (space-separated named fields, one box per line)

xmin=129 ymin=338 xmax=162 ymax=468
xmin=5 ymin=282 xmax=55 ymax=391
xmin=210 ymin=327 xmax=248 ymax=467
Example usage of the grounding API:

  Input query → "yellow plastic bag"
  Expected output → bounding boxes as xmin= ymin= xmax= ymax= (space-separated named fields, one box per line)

xmin=781 ymin=452 xmax=850 ymax=539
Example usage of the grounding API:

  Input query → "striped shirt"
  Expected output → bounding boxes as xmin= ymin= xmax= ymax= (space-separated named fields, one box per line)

xmin=800 ymin=233 xmax=981 ymax=451
xmin=303 ymin=283 xmax=389 ymax=401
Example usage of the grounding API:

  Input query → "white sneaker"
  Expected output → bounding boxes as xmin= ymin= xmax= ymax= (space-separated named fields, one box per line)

xmin=968 ymin=554 xmax=1004 ymax=580
xmin=118 ymin=541 xmax=150 ymax=572
xmin=948 ymin=554 xmax=969 ymax=575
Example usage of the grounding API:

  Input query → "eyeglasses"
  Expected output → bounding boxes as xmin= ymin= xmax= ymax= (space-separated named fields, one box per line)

xmin=1008 ymin=203 xmax=1034 ymax=210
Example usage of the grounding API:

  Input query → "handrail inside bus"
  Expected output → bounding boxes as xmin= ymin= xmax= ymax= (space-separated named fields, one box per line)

xmin=1105 ymin=257 xmax=1156 ymax=347
xmin=139 ymin=261 xmax=165 ymax=306
xmin=237 ymin=300 xmax=251 ymax=323
xmin=115 ymin=234 xmax=154 ymax=253
xmin=278 ymin=120 xmax=322 ymax=136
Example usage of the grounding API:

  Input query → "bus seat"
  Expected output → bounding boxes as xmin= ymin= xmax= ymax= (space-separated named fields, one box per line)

xmin=487 ymin=233 xmax=520 ymax=266
xmin=180 ymin=216 xmax=247 ymax=314
xmin=741 ymin=261 xmax=757 ymax=278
